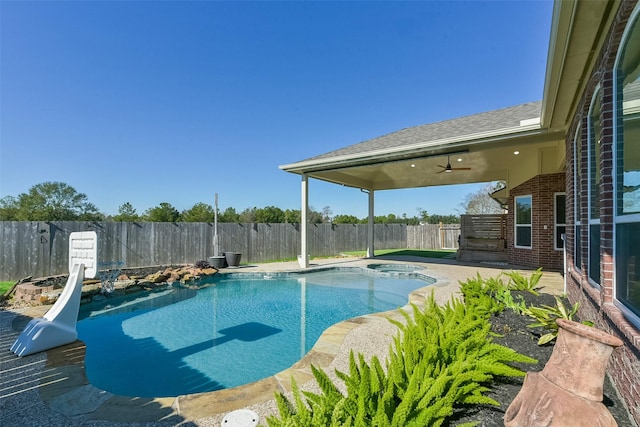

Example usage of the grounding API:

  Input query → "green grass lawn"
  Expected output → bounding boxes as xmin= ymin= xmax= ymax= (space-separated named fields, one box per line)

xmin=342 ymin=248 xmax=457 ymax=259
xmin=1 ymin=281 xmax=15 ymax=295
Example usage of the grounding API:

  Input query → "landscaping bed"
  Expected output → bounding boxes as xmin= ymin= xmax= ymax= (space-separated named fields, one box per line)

xmin=450 ymin=291 xmax=635 ymax=426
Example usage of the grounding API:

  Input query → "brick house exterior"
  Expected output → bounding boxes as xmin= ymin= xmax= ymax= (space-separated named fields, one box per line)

xmin=564 ymin=0 xmax=640 ymax=422
xmin=507 ymin=173 xmax=565 ymax=272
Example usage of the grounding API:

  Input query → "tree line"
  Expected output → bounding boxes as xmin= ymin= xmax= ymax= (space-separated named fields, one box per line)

xmin=0 ymin=181 xmax=503 ymax=224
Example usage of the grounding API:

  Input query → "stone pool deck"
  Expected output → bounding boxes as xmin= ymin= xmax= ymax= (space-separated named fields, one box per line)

xmin=0 ymin=256 xmax=564 ymax=426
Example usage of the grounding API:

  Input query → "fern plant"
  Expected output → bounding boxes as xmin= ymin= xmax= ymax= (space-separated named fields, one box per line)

xmin=266 ymin=293 xmax=537 ymax=427
xmin=458 ymin=273 xmax=505 ymax=315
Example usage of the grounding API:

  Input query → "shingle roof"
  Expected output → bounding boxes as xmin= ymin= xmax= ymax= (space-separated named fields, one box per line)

xmin=301 ymin=101 xmax=542 ymax=162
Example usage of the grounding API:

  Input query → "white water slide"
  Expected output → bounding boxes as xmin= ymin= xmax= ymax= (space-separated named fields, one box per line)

xmin=11 ymin=231 xmax=98 ymax=357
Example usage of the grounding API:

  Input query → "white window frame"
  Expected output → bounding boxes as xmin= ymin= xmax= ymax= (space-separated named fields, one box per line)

xmin=514 ymin=195 xmax=532 ymax=249
xmin=613 ymin=3 xmax=640 ymax=329
xmin=573 ymin=126 xmax=583 ymax=271
xmin=587 ymin=86 xmax=602 ymax=288
xmin=554 ymin=192 xmax=566 ymax=251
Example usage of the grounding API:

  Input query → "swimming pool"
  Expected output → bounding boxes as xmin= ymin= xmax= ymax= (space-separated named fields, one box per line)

xmin=76 ymin=267 xmax=433 ymax=397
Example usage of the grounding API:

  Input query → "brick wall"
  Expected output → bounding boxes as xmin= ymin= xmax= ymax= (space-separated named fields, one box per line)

xmin=507 ymin=173 xmax=565 ymax=272
xmin=565 ymin=0 xmax=640 ymax=423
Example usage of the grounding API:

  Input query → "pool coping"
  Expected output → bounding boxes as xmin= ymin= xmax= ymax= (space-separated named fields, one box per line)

xmin=2 ymin=257 xmax=565 ymax=424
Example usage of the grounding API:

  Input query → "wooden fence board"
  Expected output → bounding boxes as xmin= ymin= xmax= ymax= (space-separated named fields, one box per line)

xmin=1 ymin=221 xmax=458 ymax=280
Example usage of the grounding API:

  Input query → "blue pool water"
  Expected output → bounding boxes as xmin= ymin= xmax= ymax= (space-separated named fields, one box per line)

xmin=77 ymin=267 xmax=432 ymax=397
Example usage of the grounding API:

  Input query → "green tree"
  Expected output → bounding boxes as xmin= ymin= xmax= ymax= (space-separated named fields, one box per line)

xmin=2 ymin=181 xmax=102 ymax=221
xmin=332 ymin=214 xmax=362 ymax=224
xmin=112 ymin=202 xmax=139 ymax=222
xmin=144 ymin=202 xmax=181 ymax=222
xmin=283 ymin=209 xmax=301 ymax=223
xmin=219 ymin=207 xmax=240 ymax=222
xmin=416 ymin=208 xmax=429 ymax=223
xmin=374 ymin=213 xmax=397 ymax=224
xmin=0 ymin=196 xmax=19 ymax=220
xmin=427 ymin=214 xmax=460 ymax=224
xmin=239 ymin=207 xmax=257 ymax=223
xmin=182 ymin=202 xmax=215 ymax=222
xmin=254 ymin=206 xmax=285 ymax=223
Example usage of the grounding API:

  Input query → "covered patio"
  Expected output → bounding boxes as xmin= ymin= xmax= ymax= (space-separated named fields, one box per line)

xmin=280 ymin=101 xmax=566 ymax=271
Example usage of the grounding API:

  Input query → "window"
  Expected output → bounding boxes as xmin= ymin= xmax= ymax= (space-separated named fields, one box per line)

xmin=574 ymin=126 xmax=583 ymax=269
xmin=515 ymin=195 xmax=532 ymax=248
xmin=555 ymin=193 xmax=566 ymax=250
xmin=614 ymin=4 xmax=640 ymax=324
xmin=588 ymin=88 xmax=602 ymax=286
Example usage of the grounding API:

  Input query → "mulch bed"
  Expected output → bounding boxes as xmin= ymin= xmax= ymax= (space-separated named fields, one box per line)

xmin=446 ymin=292 xmax=636 ymax=427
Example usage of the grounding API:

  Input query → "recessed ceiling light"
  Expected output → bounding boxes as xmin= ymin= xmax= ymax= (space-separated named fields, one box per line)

xmin=456 ymin=158 xmax=462 ymax=162
xmin=410 ymin=164 xmax=416 ymax=168
xmin=514 ymin=151 xmax=520 ymax=155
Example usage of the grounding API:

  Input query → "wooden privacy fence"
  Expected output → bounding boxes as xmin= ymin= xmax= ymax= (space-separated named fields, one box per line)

xmin=0 ymin=221 xmax=459 ymax=281
xmin=457 ymin=214 xmax=508 ymax=263
xmin=406 ymin=223 xmax=461 ymax=250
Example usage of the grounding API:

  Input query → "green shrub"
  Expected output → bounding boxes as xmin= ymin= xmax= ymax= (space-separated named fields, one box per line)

xmin=524 ymin=296 xmax=594 ymax=345
xmin=503 ymin=268 xmax=542 ymax=295
xmin=266 ymin=294 xmax=536 ymax=427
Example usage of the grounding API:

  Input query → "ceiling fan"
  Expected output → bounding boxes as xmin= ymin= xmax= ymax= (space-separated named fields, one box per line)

xmin=437 ymin=156 xmax=471 ymax=173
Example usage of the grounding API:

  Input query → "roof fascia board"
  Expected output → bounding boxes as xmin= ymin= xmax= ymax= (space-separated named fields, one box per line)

xmin=541 ymin=0 xmax=576 ymax=129
xmin=542 ymin=0 xmax=620 ymax=130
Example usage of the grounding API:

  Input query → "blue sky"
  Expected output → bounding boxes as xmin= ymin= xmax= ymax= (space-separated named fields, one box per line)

xmin=1 ymin=1 xmax=553 ymax=219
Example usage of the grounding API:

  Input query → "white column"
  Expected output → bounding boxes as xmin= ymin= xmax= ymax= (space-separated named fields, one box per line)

xmin=299 ymin=174 xmax=309 ymax=268
xmin=367 ymin=189 xmax=375 ymax=258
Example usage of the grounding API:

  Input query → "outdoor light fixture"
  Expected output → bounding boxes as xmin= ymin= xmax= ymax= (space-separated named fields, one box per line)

xmin=514 ymin=150 xmax=520 ymax=155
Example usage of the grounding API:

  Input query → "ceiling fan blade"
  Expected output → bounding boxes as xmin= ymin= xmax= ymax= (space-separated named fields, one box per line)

xmin=437 ymin=165 xmax=447 ymax=169
xmin=451 ymin=167 xmax=472 ymax=171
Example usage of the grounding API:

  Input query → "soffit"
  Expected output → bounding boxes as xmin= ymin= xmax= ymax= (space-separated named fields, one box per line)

xmin=542 ymin=0 xmax=620 ymax=130
xmin=281 ymin=126 xmax=565 ymax=191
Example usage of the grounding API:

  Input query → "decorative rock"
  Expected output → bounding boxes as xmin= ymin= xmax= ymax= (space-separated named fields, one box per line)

xmin=147 ymin=272 xmax=170 ymax=283
xmin=202 ymin=267 xmax=216 ymax=275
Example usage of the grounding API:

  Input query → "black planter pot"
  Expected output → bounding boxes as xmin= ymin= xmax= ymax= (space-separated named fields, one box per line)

xmin=224 ymin=252 xmax=242 ymax=267
xmin=208 ymin=256 xmax=227 ymax=269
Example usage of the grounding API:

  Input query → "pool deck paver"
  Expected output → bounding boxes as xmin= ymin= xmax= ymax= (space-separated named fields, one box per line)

xmin=0 ymin=256 xmax=564 ymax=426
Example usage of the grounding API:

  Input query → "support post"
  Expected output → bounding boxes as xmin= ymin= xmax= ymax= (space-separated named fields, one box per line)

xmin=367 ymin=189 xmax=375 ymax=258
xmin=299 ymin=174 xmax=309 ymax=268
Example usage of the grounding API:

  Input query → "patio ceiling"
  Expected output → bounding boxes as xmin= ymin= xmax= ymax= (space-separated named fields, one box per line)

xmin=280 ymin=103 xmax=566 ymax=193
